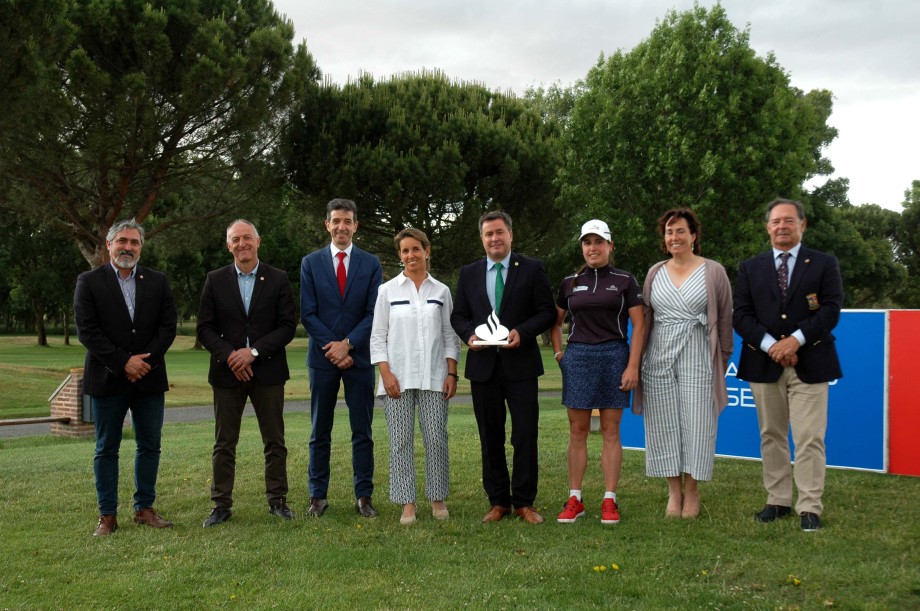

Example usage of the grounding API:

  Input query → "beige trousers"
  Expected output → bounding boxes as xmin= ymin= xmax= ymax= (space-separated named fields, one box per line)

xmin=750 ymin=367 xmax=828 ymax=516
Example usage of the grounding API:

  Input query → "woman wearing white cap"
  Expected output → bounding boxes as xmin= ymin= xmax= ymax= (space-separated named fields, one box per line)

xmin=634 ymin=208 xmax=733 ymax=518
xmin=550 ymin=219 xmax=645 ymax=525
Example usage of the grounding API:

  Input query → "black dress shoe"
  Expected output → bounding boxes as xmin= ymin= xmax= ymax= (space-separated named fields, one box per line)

xmin=754 ymin=504 xmax=791 ymax=522
xmin=356 ymin=496 xmax=378 ymax=518
xmin=307 ymin=497 xmax=328 ymax=517
xmin=800 ymin=512 xmax=822 ymax=532
xmin=269 ymin=502 xmax=295 ymax=520
xmin=203 ymin=506 xmax=232 ymax=528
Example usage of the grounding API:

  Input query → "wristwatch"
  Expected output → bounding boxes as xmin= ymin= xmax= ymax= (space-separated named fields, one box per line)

xmin=345 ymin=338 xmax=354 ymax=350
xmin=250 ymin=347 xmax=259 ymax=358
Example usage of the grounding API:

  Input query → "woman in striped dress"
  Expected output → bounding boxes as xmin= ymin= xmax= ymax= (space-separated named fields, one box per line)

xmin=635 ymin=209 xmax=733 ymax=518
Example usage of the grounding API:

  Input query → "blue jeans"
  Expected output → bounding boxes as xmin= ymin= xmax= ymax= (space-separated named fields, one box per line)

xmin=92 ymin=391 xmax=165 ymax=515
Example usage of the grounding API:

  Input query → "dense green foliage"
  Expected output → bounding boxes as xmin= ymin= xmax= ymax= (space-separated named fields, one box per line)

xmin=558 ymin=4 xmax=837 ymax=279
xmin=285 ymin=70 xmax=565 ymax=281
xmin=0 ymin=0 xmax=319 ymax=266
xmin=0 ymin=1 xmax=916 ymax=336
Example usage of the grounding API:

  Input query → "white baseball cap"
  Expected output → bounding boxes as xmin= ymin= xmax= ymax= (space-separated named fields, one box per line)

xmin=579 ymin=219 xmax=611 ymax=241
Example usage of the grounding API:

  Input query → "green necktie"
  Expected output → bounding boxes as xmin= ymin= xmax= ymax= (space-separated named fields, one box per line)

xmin=494 ymin=262 xmax=504 ymax=312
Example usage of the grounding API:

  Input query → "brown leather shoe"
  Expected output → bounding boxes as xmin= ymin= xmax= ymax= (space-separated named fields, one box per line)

xmin=356 ymin=496 xmax=378 ymax=518
xmin=93 ymin=514 xmax=117 ymax=537
xmin=481 ymin=505 xmax=512 ymax=523
xmin=133 ymin=507 xmax=173 ymax=528
xmin=514 ymin=506 xmax=545 ymax=524
xmin=307 ymin=497 xmax=329 ymax=517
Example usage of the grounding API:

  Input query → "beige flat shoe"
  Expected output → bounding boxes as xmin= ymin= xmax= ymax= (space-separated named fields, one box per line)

xmin=432 ymin=505 xmax=450 ymax=520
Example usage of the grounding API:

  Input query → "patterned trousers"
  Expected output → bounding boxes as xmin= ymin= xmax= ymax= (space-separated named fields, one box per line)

xmin=383 ymin=389 xmax=450 ymax=504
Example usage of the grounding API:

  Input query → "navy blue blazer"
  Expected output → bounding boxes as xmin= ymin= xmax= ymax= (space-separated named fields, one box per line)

xmin=733 ymin=245 xmax=843 ymax=384
xmin=196 ymin=262 xmax=296 ymax=388
xmin=74 ymin=264 xmax=177 ymax=396
xmin=300 ymin=245 xmax=383 ymax=370
xmin=450 ymin=252 xmax=556 ymax=383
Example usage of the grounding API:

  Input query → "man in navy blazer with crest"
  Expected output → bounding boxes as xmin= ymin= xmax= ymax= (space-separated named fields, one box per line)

xmin=300 ymin=198 xmax=383 ymax=518
xmin=451 ymin=211 xmax=556 ymax=524
xmin=75 ymin=219 xmax=177 ymax=536
xmin=197 ymin=220 xmax=297 ymax=527
xmin=733 ymin=198 xmax=843 ymax=532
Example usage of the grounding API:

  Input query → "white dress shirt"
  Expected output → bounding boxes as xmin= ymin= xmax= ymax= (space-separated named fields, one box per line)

xmin=760 ymin=242 xmax=806 ymax=351
xmin=370 ymin=272 xmax=461 ymax=396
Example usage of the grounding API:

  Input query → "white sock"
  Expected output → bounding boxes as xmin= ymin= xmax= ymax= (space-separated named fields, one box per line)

xmin=604 ymin=491 xmax=617 ymax=501
xmin=569 ymin=489 xmax=582 ymax=501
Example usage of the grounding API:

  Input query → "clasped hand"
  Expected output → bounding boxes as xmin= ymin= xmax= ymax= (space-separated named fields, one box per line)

xmin=124 ymin=353 xmax=152 ymax=382
xmin=768 ymin=336 xmax=800 ymax=368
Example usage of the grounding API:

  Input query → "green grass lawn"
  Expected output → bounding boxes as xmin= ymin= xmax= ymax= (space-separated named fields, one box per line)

xmin=1 ymin=402 xmax=919 ymax=608
xmin=0 ymin=334 xmax=563 ymax=419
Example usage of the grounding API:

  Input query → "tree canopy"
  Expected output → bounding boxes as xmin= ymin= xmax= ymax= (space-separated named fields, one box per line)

xmin=558 ymin=3 xmax=837 ymax=278
xmin=0 ymin=0 xmax=319 ymax=267
xmin=285 ymin=70 xmax=565 ymax=280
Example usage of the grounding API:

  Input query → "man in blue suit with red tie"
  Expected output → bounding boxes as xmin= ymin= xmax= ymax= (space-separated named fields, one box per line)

xmin=300 ymin=199 xmax=383 ymax=518
xmin=733 ymin=198 xmax=843 ymax=532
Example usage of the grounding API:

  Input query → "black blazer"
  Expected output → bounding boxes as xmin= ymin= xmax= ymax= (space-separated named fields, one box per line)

xmin=733 ymin=245 xmax=843 ymax=384
xmin=197 ymin=262 xmax=296 ymax=388
xmin=74 ymin=264 xmax=177 ymax=396
xmin=451 ymin=252 xmax=556 ymax=383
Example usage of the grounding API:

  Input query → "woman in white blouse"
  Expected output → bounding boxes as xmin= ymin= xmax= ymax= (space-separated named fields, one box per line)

xmin=370 ymin=228 xmax=461 ymax=525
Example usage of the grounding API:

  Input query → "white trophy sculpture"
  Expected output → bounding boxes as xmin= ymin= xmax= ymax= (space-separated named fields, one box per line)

xmin=472 ymin=310 xmax=510 ymax=346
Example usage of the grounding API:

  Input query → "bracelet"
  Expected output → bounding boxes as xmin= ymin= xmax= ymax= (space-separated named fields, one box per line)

xmin=554 ymin=351 xmax=562 ymax=359
xmin=447 ymin=373 xmax=459 ymax=379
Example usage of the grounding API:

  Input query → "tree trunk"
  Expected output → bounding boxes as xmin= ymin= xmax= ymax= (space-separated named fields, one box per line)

xmin=34 ymin=301 xmax=47 ymax=346
xmin=63 ymin=308 xmax=71 ymax=345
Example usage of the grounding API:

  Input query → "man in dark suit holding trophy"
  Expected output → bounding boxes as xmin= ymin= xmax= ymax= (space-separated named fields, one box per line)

xmin=451 ymin=211 xmax=556 ymax=524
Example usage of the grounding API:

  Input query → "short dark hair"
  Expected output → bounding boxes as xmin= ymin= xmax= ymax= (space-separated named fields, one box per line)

xmin=765 ymin=198 xmax=805 ymax=222
xmin=394 ymin=227 xmax=431 ymax=270
xmin=106 ymin=218 xmax=145 ymax=245
xmin=478 ymin=210 xmax=512 ymax=234
xmin=327 ymin=198 xmax=358 ymax=221
xmin=658 ymin=208 xmax=701 ymax=255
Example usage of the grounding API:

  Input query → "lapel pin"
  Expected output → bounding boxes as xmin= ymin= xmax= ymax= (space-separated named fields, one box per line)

xmin=139 ymin=275 xmax=144 ymax=279
xmin=514 ymin=262 xmax=519 ymax=267
xmin=260 ymin=276 xmax=265 ymax=281
xmin=805 ymin=259 xmax=811 ymax=264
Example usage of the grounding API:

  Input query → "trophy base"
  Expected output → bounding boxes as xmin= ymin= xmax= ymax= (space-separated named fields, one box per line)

xmin=472 ymin=339 xmax=509 ymax=346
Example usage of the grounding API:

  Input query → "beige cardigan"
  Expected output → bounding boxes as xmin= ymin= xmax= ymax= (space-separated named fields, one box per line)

xmin=632 ymin=258 xmax=734 ymax=416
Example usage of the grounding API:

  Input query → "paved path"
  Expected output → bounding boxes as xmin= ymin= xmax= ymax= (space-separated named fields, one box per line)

xmin=0 ymin=392 xmax=562 ymax=439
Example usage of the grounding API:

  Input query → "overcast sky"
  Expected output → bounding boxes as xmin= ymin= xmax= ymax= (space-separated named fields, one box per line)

xmin=274 ymin=0 xmax=919 ymax=212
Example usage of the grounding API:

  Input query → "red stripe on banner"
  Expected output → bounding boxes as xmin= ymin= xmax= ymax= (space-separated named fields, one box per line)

xmin=889 ymin=310 xmax=920 ymax=477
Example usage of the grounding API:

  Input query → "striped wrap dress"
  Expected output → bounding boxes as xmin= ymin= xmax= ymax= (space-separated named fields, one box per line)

xmin=640 ymin=264 xmax=717 ymax=480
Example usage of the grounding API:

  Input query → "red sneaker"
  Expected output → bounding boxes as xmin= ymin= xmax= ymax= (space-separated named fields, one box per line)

xmin=556 ymin=496 xmax=586 ymax=523
xmin=600 ymin=498 xmax=620 ymax=525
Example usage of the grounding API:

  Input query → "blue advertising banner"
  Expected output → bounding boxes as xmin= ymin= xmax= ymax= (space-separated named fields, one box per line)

xmin=621 ymin=310 xmax=886 ymax=472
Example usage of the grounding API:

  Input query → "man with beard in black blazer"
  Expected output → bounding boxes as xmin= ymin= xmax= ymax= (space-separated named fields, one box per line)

xmin=75 ymin=218 xmax=177 ymax=536
xmin=197 ymin=220 xmax=297 ymax=527
xmin=733 ymin=198 xmax=843 ymax=532
xmin=451 ymin=211 xmax=556 ymax=524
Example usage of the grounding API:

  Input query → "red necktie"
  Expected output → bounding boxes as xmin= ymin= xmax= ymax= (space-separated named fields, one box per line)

xmin=336 ymin=251 xmax=347 ymax=297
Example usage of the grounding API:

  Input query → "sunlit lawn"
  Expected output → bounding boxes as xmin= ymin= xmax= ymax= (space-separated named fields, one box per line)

xmin=1 ymin=402 xmax=919 ymax=608
xmin=0 ymin=334 xmax=564 ymax=419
